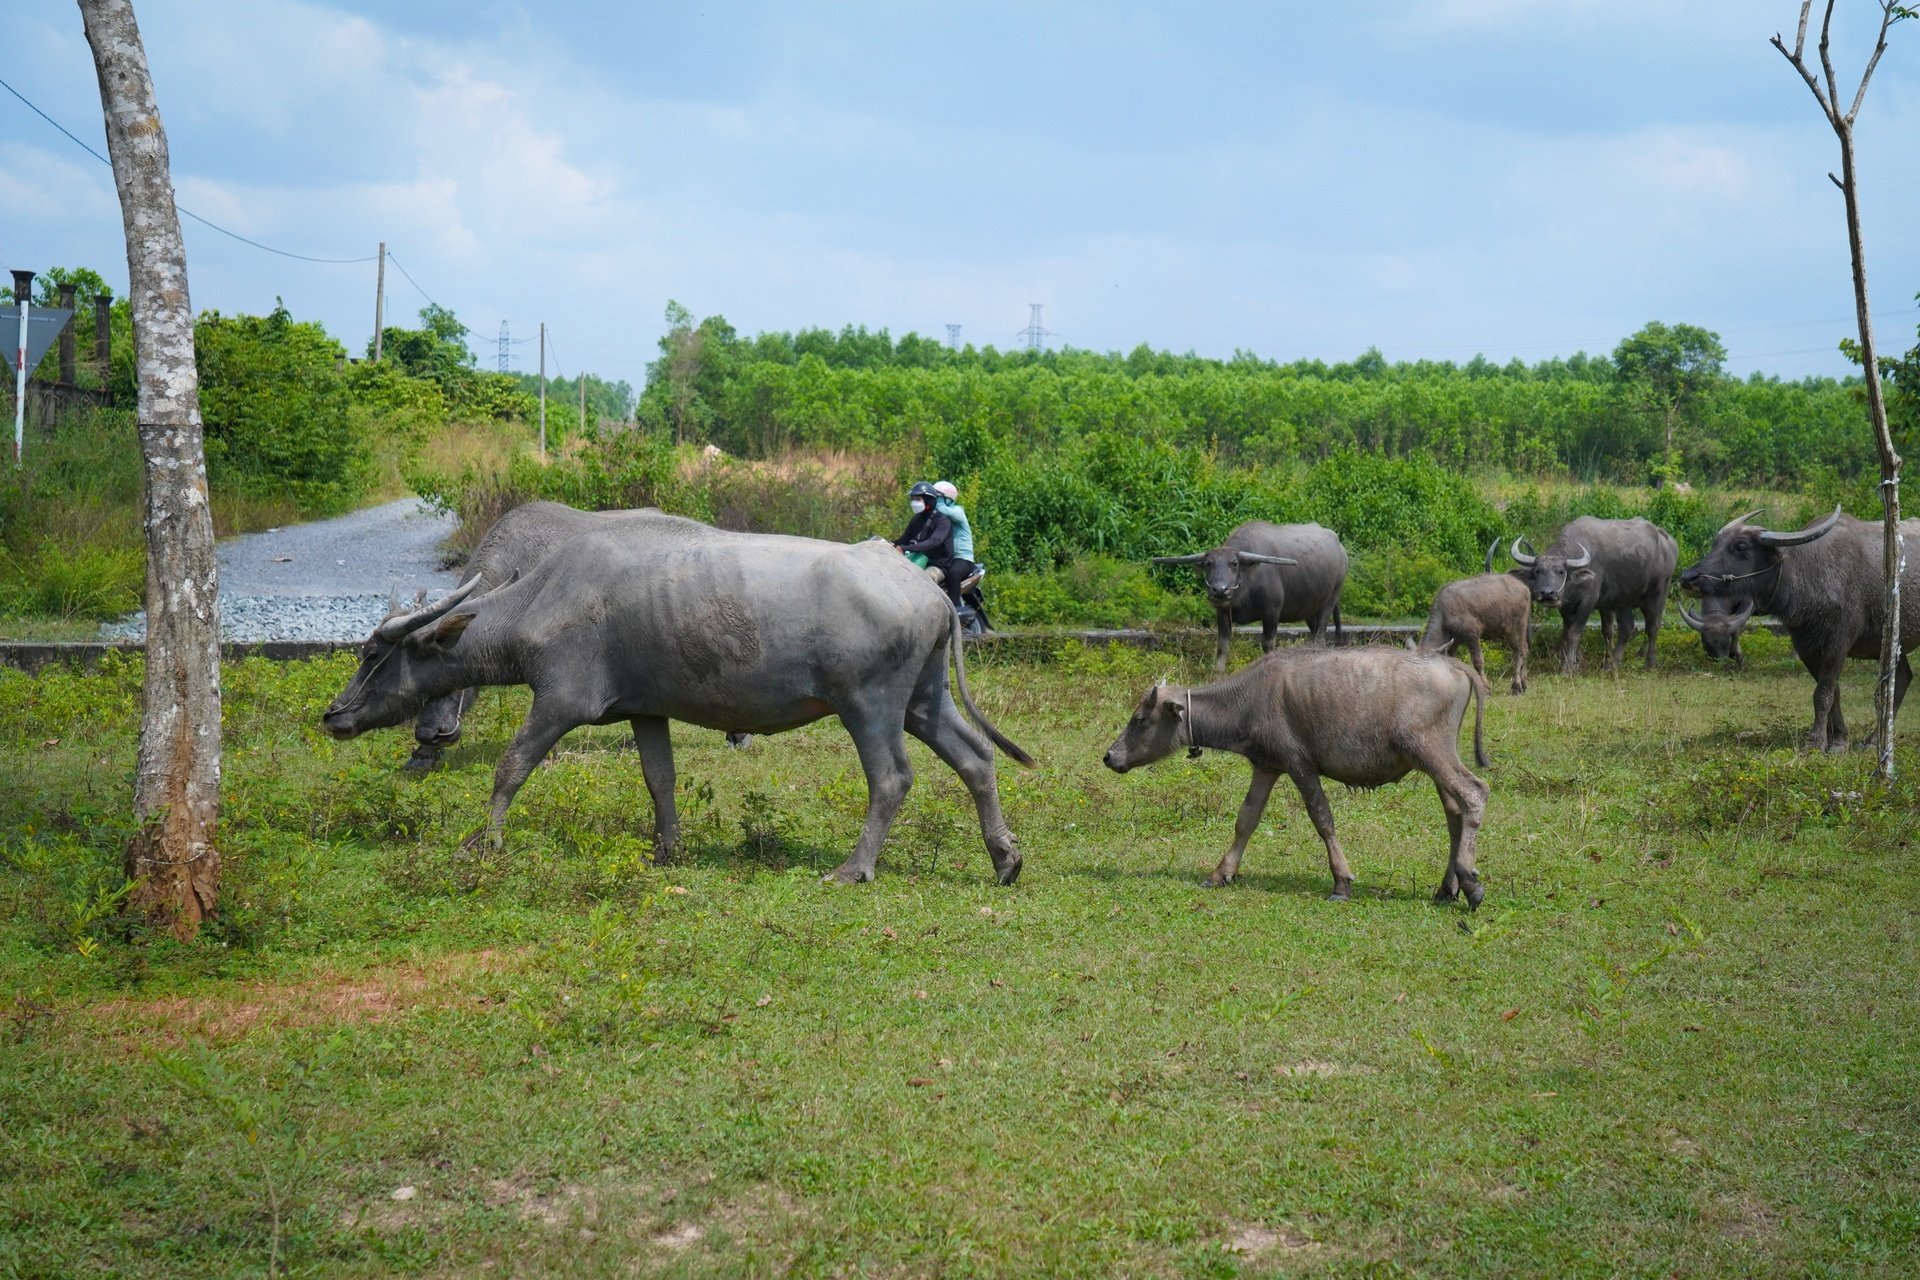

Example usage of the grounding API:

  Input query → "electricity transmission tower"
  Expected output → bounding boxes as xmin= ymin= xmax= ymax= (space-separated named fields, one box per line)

xmin=946 ymin=323 xmax=961 ymax=350
xmin=498 ymin=321 xmax=510 ymax=372
xmin=1018 ymin=303 xmax=1052 ymax=351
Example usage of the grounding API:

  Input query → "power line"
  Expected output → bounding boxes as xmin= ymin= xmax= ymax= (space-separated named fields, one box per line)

xmin=0 ymin=72 xmax=376 ymax=265
xmin=385 ymin=252 xmax=439 ymax=309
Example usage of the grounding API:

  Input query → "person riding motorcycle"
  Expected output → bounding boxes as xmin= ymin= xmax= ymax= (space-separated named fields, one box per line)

xmin=892 ymin=481 xmax=966 ymax=608
xmin=933 ymin=480 xmax=989 ymax=631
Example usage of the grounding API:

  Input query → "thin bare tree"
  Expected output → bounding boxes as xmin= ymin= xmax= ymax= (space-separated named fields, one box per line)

xmin=1773 ymin=1 xmax=1910 ymax=781
xmin=80 ymin=0 xmax=223 ymax=936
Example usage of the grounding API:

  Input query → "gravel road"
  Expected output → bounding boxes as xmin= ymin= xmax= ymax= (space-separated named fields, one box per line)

xmin=103 ymin=498 xmax=463 ymax=642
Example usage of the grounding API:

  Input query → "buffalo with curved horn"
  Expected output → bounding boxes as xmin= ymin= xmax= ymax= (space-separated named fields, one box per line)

xmin=1679 ymin=597 xmax=1754 ymax=667
xmin=323 ymin=515 xmax=1034 ymax=886
xmin=1509 ymin=516 xmax=1676 ymax=674
xmin=1152 ymin=521 xmax=1347 ymax=672
xmin=398 ymin=501 xmax=669 ymax=771
xmin=1680 ymin=505 xmax=1919 ymax=751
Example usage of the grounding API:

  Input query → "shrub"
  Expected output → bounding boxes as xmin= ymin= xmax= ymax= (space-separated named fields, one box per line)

xmin=990 ymin=557 xmax=1206 ymax=629
xmin=198 ymin=306 xmax=371 ymax=515
xmin=0 ymin=541 xmax=143 ymax=621
xmin=1298 ymin=449 xmax=1501 ymax=576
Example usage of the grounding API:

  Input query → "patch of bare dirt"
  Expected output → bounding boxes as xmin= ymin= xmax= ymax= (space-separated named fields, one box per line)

xmin=1710 ymin=1192 xmax=1778 ymax=1243
xmin=1226 ymin=1222 xmax=1326 ymax=1260
xmin=88 ymin=949 xmax=521 ymax=1046
xmin=1276 ymin=1058 xmax=1376 ymax=1079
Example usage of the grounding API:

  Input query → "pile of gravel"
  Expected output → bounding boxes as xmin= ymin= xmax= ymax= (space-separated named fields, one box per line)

xmin=99 ymin=497 xmax=463 ymax=643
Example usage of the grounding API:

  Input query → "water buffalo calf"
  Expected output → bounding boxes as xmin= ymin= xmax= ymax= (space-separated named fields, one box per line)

xmin=1102 ymin=646 xmax=1490 ymax=906
xmin=1419 ymin=543 xmax=1532 ymax=693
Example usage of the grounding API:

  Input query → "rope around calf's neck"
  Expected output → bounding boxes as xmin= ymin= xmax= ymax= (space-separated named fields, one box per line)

xmin=1185 ymin=687 xmax=1202 ymax=759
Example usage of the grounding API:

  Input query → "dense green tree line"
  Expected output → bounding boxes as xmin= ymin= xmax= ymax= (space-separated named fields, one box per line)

xmin=637 ymin=302 xmax=1885 ymax=490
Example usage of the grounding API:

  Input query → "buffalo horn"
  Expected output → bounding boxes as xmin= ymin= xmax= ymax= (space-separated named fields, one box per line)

xmin=376 ymin=575 xmax=482 ymax=641
xmin=1566 ymin=542 xmax=1592 ymax=569
xmin=1757 ymin=503 xmax=1844 ymax=548
xmin=1717 ymin=507 xmax=1765 ymax=537
xmin=1729 ymin=598 xmax=1754 ymax=622
xmin=1485 ymin=538 xmax=1500 ymax=574
xmin=1150 ymin=553 xmax=1208 ymax=566
xmin=1678 ymin=602 xmax=1706 ymax=631
xmin=1237 ymin=552 xmax=1299 ymax=566
xmin=1510 ymin=536 xmax=1537 ymax=568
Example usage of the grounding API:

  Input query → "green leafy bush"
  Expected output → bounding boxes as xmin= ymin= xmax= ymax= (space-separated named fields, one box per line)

xmin=198 ymin=305 xmax=370 ymax=515
xmin=0 ymin=542 xmax=143 ymax=621
xmin=990 ymin=557 xmax=1206 ymax=629
xmin=1298 ymin=449 xmax=1501 ymax=575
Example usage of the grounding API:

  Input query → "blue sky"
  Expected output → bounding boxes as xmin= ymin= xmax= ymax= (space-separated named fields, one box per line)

xmin=4 ymin=1 xmax=1917 ymax=394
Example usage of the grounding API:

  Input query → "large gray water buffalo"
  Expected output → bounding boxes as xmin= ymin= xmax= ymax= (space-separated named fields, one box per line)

xmin=1679 ymin=506 xmax=1920 ymax=751
xmin=1679 ymin=595 xmax=1755 ymax=667
xmin=1153 ymin=521 xmax=1348 ymax=671
xmin=1102 ymin=646 xmax=1490 ymax=906
xmin=1511 ymin=516 xmax=1677 ymax=674
xmin=405 ymin=501 xmax=662 ymax=770
xmin=1418 ymin=539 xmax=1533 ymax=694
xmin=322 ymin=516 xmax=1033 ymax=884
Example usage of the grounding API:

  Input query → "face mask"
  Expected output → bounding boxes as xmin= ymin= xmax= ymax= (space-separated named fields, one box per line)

xmin=911 ymin=498 xmax=928 ymax=513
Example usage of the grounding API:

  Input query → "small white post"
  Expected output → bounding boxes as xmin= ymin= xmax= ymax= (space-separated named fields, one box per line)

xmin=12 ymin=269 xmax=33 ymax=468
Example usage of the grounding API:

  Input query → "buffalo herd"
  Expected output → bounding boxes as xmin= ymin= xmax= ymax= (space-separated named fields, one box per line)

xmin=322 ymin=500 xmax=1908 ymax=906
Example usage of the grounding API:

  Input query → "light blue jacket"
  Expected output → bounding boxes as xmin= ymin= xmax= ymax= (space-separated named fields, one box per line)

xmin=937 ymin=499 xmax=974 ymax=561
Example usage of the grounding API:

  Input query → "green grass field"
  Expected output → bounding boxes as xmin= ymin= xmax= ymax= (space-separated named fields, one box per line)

xmin=3 ymin=626 xmax=1917 ymax=1277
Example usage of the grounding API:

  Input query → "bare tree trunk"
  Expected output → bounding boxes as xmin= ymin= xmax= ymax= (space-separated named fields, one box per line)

xmin=1775 ymin=2 xmax=1904 ymax=782
xmin=1834 ymin=126 xmax=1903 ymax=782
xmin=81 ymin=0 xmax=223 ymax=937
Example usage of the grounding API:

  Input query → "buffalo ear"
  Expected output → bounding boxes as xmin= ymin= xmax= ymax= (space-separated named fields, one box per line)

xmin=413 ymin=611 xmax=474 ymax=655
xmin=1570 ymin=567 xmax=1597 ymax=584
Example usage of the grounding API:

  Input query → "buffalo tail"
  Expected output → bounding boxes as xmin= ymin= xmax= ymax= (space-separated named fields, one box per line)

xmin=947 ymin=607 xmax=1035 ymax=766
xmin=1468 ymin=664 xmax=1490 ymax=769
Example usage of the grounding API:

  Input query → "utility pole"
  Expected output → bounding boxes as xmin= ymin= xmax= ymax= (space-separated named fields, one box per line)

xmin=579 ymin=371 xmax=587 ymax=433
xmin=12 ymin=269 xmax=31 ymax=467
xmin=538 ymin=321 xmax=547 ymax=461
xmin=372 ymin=241 xmax=386 ymax=362
xmin=946 ymin=323 xmax=961 ymax=350
xmin=498 ymin=320 xmax=509 ymax=372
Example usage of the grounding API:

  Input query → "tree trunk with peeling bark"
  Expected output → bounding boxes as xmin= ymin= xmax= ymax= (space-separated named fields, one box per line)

xmin=1774 ymin=2 xmax=1906 ymax=782
xmin=81 ymin=0 xmax=223 ymax=937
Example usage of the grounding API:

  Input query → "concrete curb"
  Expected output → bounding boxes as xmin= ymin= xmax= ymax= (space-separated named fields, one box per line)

xmin=0 ymin=620 xmax=1790 ymax=674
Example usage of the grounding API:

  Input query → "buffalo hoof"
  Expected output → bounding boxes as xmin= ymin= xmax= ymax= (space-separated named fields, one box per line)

xmin=1432 ymin=884 xmax=1460 ymax=904
xmin=402 ymin=746 xmax=442 ymax=772
xmin=994 ymin=852 xmax=1023 ymax=886
xmin=1203 ymin=872 xmax=1232 ymax=889
xmin=1462 ymin=876 xmax=1485 ymax=910
xmin=822 ymin=863 xmax=874 ymax=885
xmin=1327 ymin=880 xmax=1353 ymax=902
xmin=458 ymin=826 xmax=504 ymax=855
